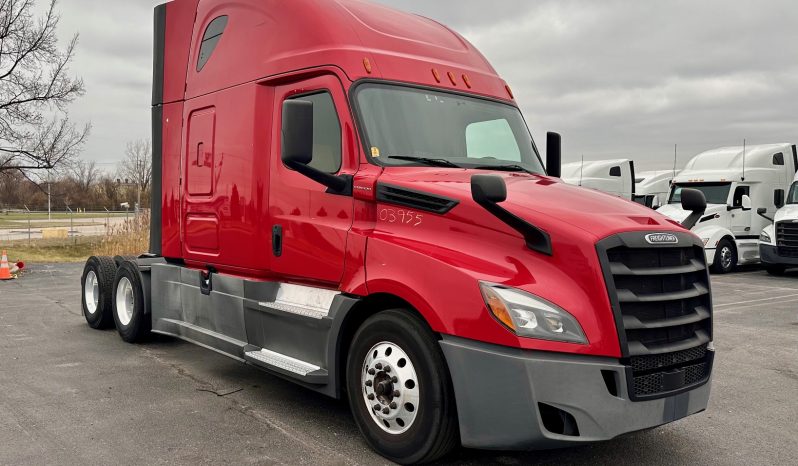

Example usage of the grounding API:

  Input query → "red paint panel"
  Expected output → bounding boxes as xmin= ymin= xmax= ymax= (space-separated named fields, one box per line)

xmin=186 ymin=108 xmax=215 ymax=196
xmin=185 ymin=215 xmax=219 ymax=253
xmin=160 ymin=101 xmax=185 ymax=258
xmin=163 ymin=0 xmax=199 ymax=103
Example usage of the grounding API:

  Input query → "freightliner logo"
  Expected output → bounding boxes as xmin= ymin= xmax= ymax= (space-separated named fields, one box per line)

xmin=645 ymin=233 xmax=679 ymax=245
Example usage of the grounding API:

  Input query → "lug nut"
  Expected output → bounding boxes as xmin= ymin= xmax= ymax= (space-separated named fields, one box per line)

xmin=368 ymin=368 xmax=376 ymax=375
xmin=393 ymin=390 xmax=400 ymax=397
xmin=373 ymin=404 xmax=380 ymax=411
xmin=375 ymin=363 xmax=383 ymax=370
xmin=390 ymin=402 xmax=397 ymax=409
xmin=368 ymin=394 xmax=375 ymax=400
xmin=391 ymin=376 xmax=398 ymax=383
xmin=365 ymin=380 xmax=372 ymax=387
xmin=384 ymin=366 xmax=391 ymax=373
xmin=382 ymin=408 xmax=390 ymax=415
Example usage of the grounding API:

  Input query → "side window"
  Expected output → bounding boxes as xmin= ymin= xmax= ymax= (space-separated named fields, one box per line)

xmin=197 ymin=16 xmax=228 ymax=71
xmin=775 ymin=189 xmax=785 ymax=208
xmin=289 ymin=92 xmax=342 ymax=173
xmin=773 ymin=152 xmax=784 ymax=166
xmin=466 ymin=119 xmax=521 ymax=161
xmin=732 ymin=186 xmax=750 ymax=207
xmin=609 ymin=166 xmax=622 ymax=177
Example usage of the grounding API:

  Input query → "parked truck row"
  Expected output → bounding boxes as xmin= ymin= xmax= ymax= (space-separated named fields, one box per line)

xmin=81 ymin=0 xmax=717 ymax=463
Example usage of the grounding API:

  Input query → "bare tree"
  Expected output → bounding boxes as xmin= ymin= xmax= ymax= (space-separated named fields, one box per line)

xmin=0 ymin=0 xmax=89 ymax=173
xmin=119 ymin=139 xmax=151 ymax=190
xmin=70 ymin=159 xmax=98 ymax=192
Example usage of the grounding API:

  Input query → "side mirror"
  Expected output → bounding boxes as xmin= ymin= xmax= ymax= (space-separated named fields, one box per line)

xmin=741 ymin=194 xmax=752 ymax=211
xmin=680 ymin=188 xmax=706 ymax=229
xmin=281 ymin=100 xmax=313 ymax=166
xmin=757 ymin=207 xmax=774 ymax=222
xmin=281 ymin=100 xmax=350 ymax=194
xmin=546 ymin=132 xmax=561 ymax=178
xmin=471 ymin=174 xmax=507 ymax=204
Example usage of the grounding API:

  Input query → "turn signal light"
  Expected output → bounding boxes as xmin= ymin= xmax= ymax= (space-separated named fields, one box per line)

xmin=480 ymin=286 xmax=516 ymax=331
xmin=363 ymin=58 xmax=372 ymax=74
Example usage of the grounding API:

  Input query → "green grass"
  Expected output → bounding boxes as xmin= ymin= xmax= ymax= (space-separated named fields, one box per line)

xmin=0 ymin=220 xmax=103 ymax=229
xmin=4 ymin=237 xmax=99 ymax=263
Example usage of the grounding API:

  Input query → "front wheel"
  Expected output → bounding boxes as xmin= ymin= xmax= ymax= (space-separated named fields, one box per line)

xmin=346 ymin=310 xmax=459 ymax=464
xmin=711 ymin=239 xmax=737 ymax=274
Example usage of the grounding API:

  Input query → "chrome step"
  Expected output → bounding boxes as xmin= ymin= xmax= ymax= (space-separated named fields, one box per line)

xmin=244 ymin=348 xmax=321 ymax=376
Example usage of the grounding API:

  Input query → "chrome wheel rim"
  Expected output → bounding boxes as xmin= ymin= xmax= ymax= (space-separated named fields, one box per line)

xmin=720 ymin=246 xmax=733 ymax=269
xmin=84 ymin=271 xmax=99 ymax=315
xmin=116 ymin=277 xmax=134 ymax=326
xmin=361 ymin=341 xmax=420 ymax=435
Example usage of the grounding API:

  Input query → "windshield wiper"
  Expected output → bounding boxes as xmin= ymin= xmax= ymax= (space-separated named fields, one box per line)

xmin=474 ymin=164 xmax=536 ymax=175
xmin=386 ymin=155 xmax=462 ymax=168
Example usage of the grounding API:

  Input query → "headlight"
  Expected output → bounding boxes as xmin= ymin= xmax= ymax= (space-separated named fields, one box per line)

xmin=479 ymin=282 xmax=587 ymax=344
xmin=759 ymin=231 xmax=772 ymax=244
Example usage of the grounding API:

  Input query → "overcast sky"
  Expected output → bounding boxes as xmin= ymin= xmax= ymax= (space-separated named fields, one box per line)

xmin=54 ymin=0 xmax=797 ymax=172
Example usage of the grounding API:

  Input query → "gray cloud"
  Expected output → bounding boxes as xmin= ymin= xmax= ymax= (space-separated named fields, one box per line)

xmin=53 ymin=0 xmax=797 ymax=171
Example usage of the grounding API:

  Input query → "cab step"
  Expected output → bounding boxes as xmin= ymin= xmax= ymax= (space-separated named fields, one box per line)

xmin=243 ymin=346 xmax=328 ymax=384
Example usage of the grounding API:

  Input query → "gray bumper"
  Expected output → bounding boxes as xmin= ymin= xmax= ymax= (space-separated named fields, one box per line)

xmin=760 ymin=244 xmax=798 ymax=266
xmin=440 ymin=336 xmax=712 ymax=450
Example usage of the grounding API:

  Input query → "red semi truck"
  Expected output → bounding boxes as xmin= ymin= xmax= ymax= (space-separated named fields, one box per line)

xmin=80 ymin=0 xmax=714 ymax=463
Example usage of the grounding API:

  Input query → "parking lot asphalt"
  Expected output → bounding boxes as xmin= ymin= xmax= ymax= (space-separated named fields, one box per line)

xmin=1 ymin=263 xmax=796 ymax=465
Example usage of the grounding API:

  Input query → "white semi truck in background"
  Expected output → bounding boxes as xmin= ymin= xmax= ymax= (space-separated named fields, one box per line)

xmin=634 ymin=170 xmax=674 ymax=208
xmin=759 ymin=173 xmax=798 ymax=275
xmin=659 ymin=143 xmax=797 ymax=273
xmin=561 ymin=159 xmax=635 ymax=200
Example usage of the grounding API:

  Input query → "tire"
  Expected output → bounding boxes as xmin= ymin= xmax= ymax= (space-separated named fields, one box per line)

xmin=766 ymin=265 xmax=786 ymax=276
xmin=81 ymin=256 xmax=117 ymax=329
xmin=346 ymin=310 xmax=459 ymax=464
xmin=112 ymin=261 xmax=150 ymax=343
xmin=711 ymin=239 xmax=737 ymax=274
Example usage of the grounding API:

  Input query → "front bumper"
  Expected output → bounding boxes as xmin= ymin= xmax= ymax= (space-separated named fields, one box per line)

xmin=760 ymin=244 xmax=798 ymax=266
xmin=440 ymin=335 xmax=712 ymax=450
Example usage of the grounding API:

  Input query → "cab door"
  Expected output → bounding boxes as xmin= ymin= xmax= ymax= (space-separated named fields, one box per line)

xmin=268 ymin=75 xmax=357 ymax=286
xmin=730 ymin=185 xmax=752 ymax=236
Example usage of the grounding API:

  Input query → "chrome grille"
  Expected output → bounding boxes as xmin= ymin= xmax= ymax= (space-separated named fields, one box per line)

xmin=776 ymin=222 xmax=798 ymax=258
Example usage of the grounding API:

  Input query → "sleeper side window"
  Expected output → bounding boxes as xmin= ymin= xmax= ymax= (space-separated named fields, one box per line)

xmin=773 ymin=152 xmax=784 ymax=166
xmin=197 ymin=16 xmax=228 ymax=71
xmin=289 ymin=92 xmax=342 ymax=174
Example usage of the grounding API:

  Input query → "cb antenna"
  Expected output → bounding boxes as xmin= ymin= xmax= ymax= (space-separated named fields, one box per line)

xmin=741 ymin=139 xmax=746 ymax=181
xmin=579 ymin=154 xmax=585 ymax=186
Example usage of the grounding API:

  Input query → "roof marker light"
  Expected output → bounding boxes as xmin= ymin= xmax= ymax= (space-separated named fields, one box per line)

xmin=431 ymin=68 xmax=441 ymax=83
xmin=505 ymin=84 xmax=515 ymax=99
xmin=447 ymin=71 xmax=457 ymax=86
xmin=363 ymin=58 xmax=372 ymax=74
xmin=462 ymin=74 xmax=472 ymax=88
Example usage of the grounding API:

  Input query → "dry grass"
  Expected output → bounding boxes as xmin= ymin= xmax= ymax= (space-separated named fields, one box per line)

xmin=3 ymin=213 xmax=151 ymax=264
xmin=93 ymin=212 xmax=150 ymax=257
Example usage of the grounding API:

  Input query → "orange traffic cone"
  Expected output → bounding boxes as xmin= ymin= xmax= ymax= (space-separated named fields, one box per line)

xmin=0 ymin=250 xmax=13 ymax=280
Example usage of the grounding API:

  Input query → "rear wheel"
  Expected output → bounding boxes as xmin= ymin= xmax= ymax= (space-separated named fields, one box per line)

xmin=711 ymin=239 xmax=737 ymax=274
xmin=346 ymin=310 xmax=458 ymax=464
xmin=81 ymin=256 xmax=117 ymax=329
xmin=112 ymin=261 xmax=150 ymax=343
xmin=766 ymin=265 xmax=786 ymax=276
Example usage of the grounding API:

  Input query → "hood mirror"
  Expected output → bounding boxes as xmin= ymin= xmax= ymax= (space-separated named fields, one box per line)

xmin=680 ymin=188 xmax=706 ymax=229
xmin=470 ymin=175 xmax=552 ymax=255
xmin=757 ymin=207 xmax=774 ymax=222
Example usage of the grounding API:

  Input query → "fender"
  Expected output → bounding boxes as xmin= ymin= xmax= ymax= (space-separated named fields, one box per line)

xmin=691 ymin=224 xmax=735 ymax=266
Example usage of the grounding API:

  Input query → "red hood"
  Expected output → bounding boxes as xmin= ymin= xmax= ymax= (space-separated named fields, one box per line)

xmin=378 ymin=167 xmax=686 ymax=242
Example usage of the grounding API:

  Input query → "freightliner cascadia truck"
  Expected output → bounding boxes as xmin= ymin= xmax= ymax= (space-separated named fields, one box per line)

xmin=80 ymin=0 xmax=714 ymax=463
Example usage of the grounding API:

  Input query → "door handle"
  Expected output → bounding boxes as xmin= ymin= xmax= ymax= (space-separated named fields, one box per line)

xmin=272 ymin=225 xmax=283 ymax=257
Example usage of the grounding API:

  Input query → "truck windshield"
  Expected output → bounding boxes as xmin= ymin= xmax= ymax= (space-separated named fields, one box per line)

xmin=788 ymin=182 xmax=798 ymax=204
xmin=354 ymin=83 xmax=545 ymax=174
xmin=669 ymin=183 xmax=731 ymax=205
